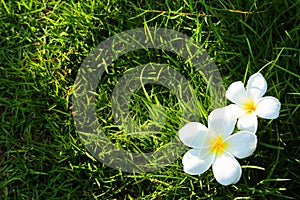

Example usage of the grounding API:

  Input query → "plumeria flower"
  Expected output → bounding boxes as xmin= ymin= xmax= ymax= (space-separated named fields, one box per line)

xmin=226 ymin=72 xmax=281 ymax=133
xmin=179 ymin=107 xmax=257 ymax=185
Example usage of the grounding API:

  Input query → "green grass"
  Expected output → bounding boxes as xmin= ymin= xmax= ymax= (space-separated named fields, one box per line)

xmin=1 ymin=0 xmax=299 ymax=199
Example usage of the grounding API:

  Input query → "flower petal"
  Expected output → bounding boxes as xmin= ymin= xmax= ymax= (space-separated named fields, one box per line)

xmin=212 ymin=152 xmax=242 ymax=185
xmin=179 ymin=122 xmax=210 ymax=148
xmin=237 ymin=113 xmax=258 ymax=133
xmin=208 ymin=107 xmax=237 ymax=138
xmin=226 ymin=81 xmax=248 ymax=105
xmin=246 ymin=73 xmax=267 ymax=100
xmin=182 ymin=149 xmax=214 ymax=175
xmin=226 ymin=104 xmax=246 ymax=118
xmin=256 ymin=96 xmax=281 ymax=119
xmin=226 ymin=131 xmax=257 ymax=159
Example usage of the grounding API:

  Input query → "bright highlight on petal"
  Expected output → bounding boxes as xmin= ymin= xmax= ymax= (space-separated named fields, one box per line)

xmin=226 ymin=131 xmax=257 ymax=159
xmin=225 ymin=81 xmax=247 ymax=105
xmin=182 ymin=149 xmax=214 ymax=175
xmin=208 ymin=106 xmax=237 ymax=138
xmin=179 ymin=122 xmax=210 ymax=149
xmin=256 ymin=96 xmax=281 ymax=119
xmin=237 ymin=113 xmax=258 ymax=133
xmin=246 ymin=73 xmax=267 ymax=100
xmin=212 ymin=152 xmax=242 ymax=185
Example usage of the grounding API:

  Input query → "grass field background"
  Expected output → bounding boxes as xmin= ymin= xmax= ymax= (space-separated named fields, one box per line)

xmin=1 ymin=0 xmax=299 ymax=199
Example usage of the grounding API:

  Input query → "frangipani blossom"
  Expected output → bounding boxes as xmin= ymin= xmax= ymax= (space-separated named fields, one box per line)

xmin=179 ymin=107 xmax=257 ymax=185
xmin=226 ymin=72 xmax=281 ymax=133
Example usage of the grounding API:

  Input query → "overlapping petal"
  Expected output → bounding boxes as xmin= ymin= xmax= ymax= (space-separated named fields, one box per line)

xmin=182 ymin=149 xmax=215 ymax=175
xmin=246 ymin=73 xmax=267 ymax=100
xmin=225 ymin=81 xmax=248 ymax=105
xmin=208 ymin=107 xmax=237 ymax=138
xmin=212 ymin=152 xmax=242 ymax=185
xmin=237 ymin=113 xmax=258 ymax=133
xmin=225 ymin=104 xmax=245 ymax=118
xmin=256 ymin=96 xmax=281 ymax=119
xmin=226 ymin=131 xmax=257 ymax=159
xmin=179 ymin=122 xmax=210 ymax=149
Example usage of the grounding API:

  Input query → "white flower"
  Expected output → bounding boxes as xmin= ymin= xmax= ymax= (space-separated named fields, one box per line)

xmin=226 ymin=72 xmax=281 ymax=133
xmin=179 ymin=107 xmax=257 ymax=186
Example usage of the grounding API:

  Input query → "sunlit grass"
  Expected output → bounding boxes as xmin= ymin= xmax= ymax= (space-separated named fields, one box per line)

xmin=0 ymin=0 xmax=299 ymax=199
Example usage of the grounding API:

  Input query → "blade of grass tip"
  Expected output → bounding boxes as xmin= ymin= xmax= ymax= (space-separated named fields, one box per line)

xmin=265 ymin=128 xmax=282 ymax=187
xmin=259 ymin=142 xmax=284 ymax=150
xmin=241 ymin=165 xmax=265 ymax=170
xmin=243 ymin=56 xmax=251 ymax=84
xmin=244 ymin=36 xmax=256 ymax=69
xmin=139 ymin=66 xmax=152 ymax=102
xmin=262 ymin=178 xmax=291 ymax=182
xmin=143 ymin=24 xmax=154 ymax=46
xmin=238 ymin=19 xmax=261 ymax=38
xmin=262 ymin=47 xmax=284 ymax=76
xmin=274 ymin=64 xmax=300 ymax=79
xmin=129 ymin=9 xmax=152 ymax=20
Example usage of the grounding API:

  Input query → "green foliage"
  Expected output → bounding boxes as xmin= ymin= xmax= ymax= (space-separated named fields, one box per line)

xmin=0 ymin=0 xmax=299 ymax=199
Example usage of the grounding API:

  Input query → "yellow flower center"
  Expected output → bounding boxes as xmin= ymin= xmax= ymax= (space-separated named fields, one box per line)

xmin=210 ymin=137 xmax=227 ymax=155
xmin=243 ymin=100 xmax=257 ymax=114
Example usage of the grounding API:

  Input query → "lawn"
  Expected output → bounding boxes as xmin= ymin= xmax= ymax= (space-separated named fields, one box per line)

xmin=1 ymin=0 xmax=299 ymax=199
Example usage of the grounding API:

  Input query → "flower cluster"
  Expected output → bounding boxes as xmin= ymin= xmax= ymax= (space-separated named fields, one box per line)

xmin=179 ymin=72 xmax=281 ymax=185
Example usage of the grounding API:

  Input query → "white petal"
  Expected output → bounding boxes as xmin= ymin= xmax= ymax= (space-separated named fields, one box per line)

xmin=179 ymin=122 xmax=210 ymax=148
xmin=226 ymin=131 xmax=257 ymax=159
xmin=212 ymin=152 xmax=242 ymax=185
xmin=226 ymin=104 xmax=246 ymax=118
xmin=237 ymin=113 xmax=258 ymax=133
xmin=182 ymin=149 xmax=214 ymax=175
xmin=208 ymin=107 xmax=237 ymax=138
xmin=256 ymin=96 xmax=281 ymax=119
xmin=226 ymin=81 xmax=248 ymax=105
xmin=246 ymin=73 xmax=267 ymax=100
